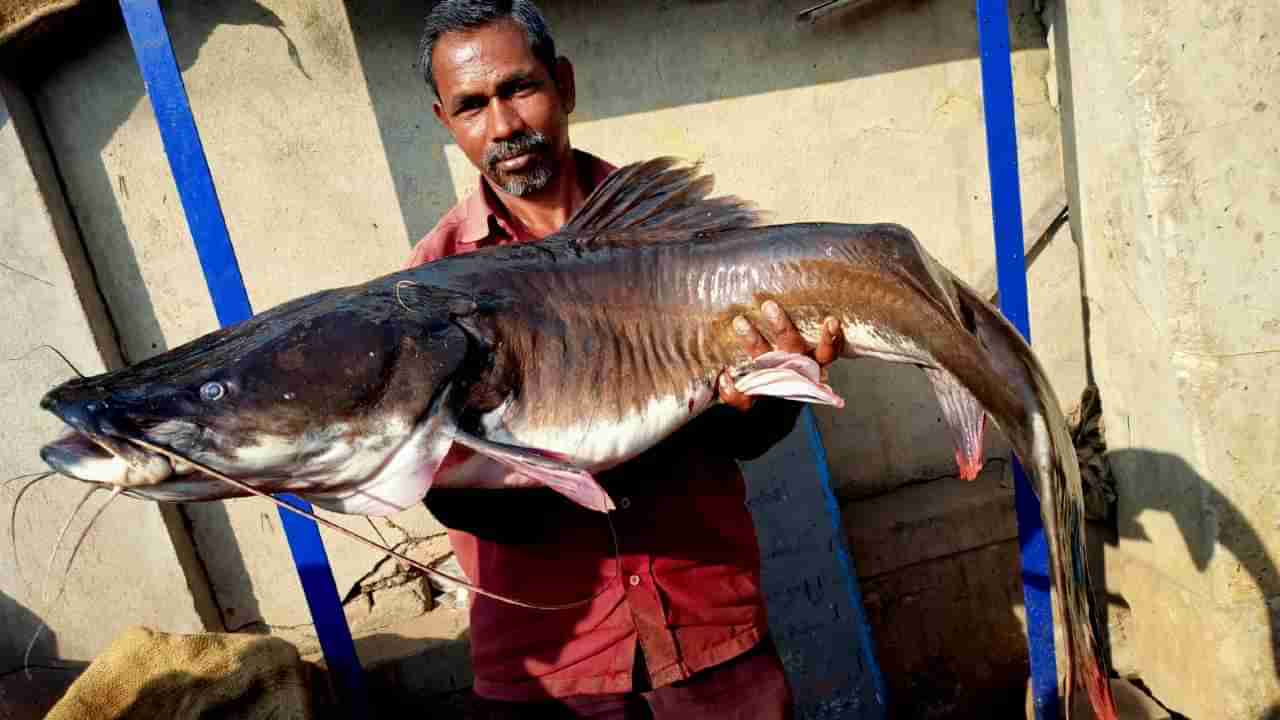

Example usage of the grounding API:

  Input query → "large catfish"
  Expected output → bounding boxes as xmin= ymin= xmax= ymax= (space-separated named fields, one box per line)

xmin=37 ymin=158 xmax=1116 ymax=718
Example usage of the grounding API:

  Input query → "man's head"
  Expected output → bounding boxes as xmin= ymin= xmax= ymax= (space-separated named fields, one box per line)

xmin=420 ymin=0 xmax=576 ymax=198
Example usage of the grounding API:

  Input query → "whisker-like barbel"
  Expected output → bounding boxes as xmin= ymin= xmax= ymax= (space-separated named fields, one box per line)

xmin=47 ymin=484 xmax=122 ymax=607
xmin=22 ymin=487 xmax=121 ymax=678
xmin=3 ymin=470 xmax=54 ymax=489
xmin=42 ymin=486 xmax=99 ymax=604
xmin=5 ymin=344 xmax=85 ymax=378
xmin=7 ymin=473 xmax=54 ymax=591
xmin=126 ymin=435 xmax=621 ymax=612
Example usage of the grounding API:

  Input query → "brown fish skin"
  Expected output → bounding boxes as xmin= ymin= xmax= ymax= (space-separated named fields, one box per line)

xmin=36 ymin=157 xmax=1115 ymax=719
xmin=425 ymin=222 xmax=1018 ymax=463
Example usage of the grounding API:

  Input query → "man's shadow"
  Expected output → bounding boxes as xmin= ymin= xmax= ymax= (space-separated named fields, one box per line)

xmin=0 ymin=591 xmax=87 ymax=718
xmin=1102 ymin=448 xmax=1280 ymax=719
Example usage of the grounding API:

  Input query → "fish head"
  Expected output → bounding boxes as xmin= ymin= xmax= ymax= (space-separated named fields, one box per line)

xmin=39 ymin=284 xmax=470 ymax=514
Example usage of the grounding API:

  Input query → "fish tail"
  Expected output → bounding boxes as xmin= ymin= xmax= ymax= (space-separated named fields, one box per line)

xmin=951 ymin=281 xmax=1118 ymax=720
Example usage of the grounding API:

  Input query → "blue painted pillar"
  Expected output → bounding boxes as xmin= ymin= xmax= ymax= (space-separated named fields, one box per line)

xmin=974 ymin=1 xmax=1061 ymax=718
xmin=117 ymin=1 xmax=368 ymax=711
xmin=801 ymin=408 xmax=888 ymax=708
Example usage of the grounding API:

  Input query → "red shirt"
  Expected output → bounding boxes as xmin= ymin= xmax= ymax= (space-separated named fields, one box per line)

xmin=405 ymin=150 xmax=794 ymax=701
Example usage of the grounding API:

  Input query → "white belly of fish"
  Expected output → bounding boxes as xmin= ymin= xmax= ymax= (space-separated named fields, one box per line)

xmin=488 ymin=383 xmax=719 ymax=470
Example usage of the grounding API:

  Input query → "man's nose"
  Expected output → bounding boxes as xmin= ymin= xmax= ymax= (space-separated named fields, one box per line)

xmin=488 ymin=98 xmax=526 ymax=140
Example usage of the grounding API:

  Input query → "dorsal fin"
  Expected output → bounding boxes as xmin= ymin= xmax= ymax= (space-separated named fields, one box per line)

xmin=551 ymin=157 xmax=761 ymax=247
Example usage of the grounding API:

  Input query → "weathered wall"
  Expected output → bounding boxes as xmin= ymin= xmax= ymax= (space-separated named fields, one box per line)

xmin=5 ymin=0 xmax=1080 ymax=713
xmin=0 ymin=75 xmax=208 ymax=665
xmin=1054 ymin=0 xmax=1280 ymax=717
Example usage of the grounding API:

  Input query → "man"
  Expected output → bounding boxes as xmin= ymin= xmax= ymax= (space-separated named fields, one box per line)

xmin=406 ymin=2 xmax=844 ymax=717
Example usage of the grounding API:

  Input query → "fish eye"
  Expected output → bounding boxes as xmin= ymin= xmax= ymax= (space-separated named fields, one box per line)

xmin=200 ymin=381 xmax=226 ymax=401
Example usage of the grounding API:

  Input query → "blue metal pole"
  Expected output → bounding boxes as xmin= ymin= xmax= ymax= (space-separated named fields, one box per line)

xmin=802 ymin=408 xmax=888 ymax=709
xmin=117 ymin=1 xmax=368 ymax=711
xmin=974 ymin=1 xmax=1060 ymax=718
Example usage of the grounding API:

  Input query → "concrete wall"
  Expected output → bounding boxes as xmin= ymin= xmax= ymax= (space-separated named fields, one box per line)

xmin=0 ymin=76 xmax=208 ymax=665
xmin=3 ymin=0 xmax=1081 ymax=714
xmin=1053 ymin=0 xmax=1280 ymax=717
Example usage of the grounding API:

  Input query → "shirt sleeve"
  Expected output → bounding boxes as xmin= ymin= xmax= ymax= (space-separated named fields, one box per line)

xmin=404 ymin=233 xmax=445 ymax=270
xmin=404 ymin=212 xmax=463 ymax=269
xmin=424 ymin=487 xmax=571 ymax=545
xmin=686 ymin=398 xmax=804 ymax=462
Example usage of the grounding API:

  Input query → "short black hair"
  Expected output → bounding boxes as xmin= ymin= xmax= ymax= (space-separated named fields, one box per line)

xmin=418 ymin=0 xmax=558 ymax=99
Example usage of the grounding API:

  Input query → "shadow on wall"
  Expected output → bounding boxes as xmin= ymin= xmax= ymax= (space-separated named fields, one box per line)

xmin=16 ymin=0 xmax=300 ymax=363
xmin=342 ymin=0 xmax=1050 ymax=250
xmin=836 ymin=433 xmax=1280 ymax=718
xmin=343 ymin=2 xmax=461 ymax=253
xmin=0 ymin=591 xmax=86 ymax=719
xmin=357 ymin=628 xmax=474 ymax=716
xmin=540 ymin=0 xmax=1040 ymax=121
xmin=1103 ymin=448 xmax=1280 ymax=719
xmin=1 ymin=589 xmax=56 ymax=672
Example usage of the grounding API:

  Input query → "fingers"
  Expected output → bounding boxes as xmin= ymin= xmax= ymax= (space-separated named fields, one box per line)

xmin=732 ymin=315 xmax=772 ymax=358
xmin=736 ymin=303 xmax=844 ymax=363
xmin=718 ymin=370 xmax=755 ymax=412
xmin=725 ymin=304 xmax=844 ymax=408
xmin=815 ymin=317 xmax=845 ymax=367
xmin=762 ymin=301 xmax=807 ymax=355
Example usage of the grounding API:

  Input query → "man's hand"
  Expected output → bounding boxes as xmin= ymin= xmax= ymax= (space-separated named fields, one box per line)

xmin=718 ymin=300 xmax=844 ymax=413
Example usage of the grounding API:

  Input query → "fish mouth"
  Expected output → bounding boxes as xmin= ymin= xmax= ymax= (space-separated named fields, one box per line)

xmin=40 ymin=428 xmax=186 ymax=490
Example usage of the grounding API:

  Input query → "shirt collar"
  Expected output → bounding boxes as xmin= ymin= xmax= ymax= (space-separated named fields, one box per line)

xmin=457 ymin=149 xmax=617 ymax=245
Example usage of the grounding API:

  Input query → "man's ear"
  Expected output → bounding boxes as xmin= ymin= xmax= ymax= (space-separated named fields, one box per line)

xmin=554 ymin=56 xmax=576 ymax=114
xmin=432 ymin=99 xmax=448 ymax=129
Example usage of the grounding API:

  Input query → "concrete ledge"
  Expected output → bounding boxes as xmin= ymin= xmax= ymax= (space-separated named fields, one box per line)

xmin=843 ymin=461 xmax=1017 ymax=579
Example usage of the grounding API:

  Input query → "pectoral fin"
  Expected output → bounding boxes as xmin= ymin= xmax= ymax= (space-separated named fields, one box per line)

xmin=923 ymin=366 xmax=987 ymax=481
xmin=451 ymin=430 xmax=616 ymax=513
xmin=300 ymin=406 xmax=457 ymax=516
xmin=733 ymin=351 xmax=846 ymax=407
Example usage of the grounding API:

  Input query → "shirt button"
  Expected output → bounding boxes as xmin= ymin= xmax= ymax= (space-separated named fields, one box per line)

xmin=619 ymin=497 xmax=631 ymax=509
xmin=629 ymin=575 xmax=641 ymax=587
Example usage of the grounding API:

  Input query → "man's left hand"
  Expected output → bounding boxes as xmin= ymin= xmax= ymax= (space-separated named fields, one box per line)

xmin=718 ymin=300 xmax=844 ymax=412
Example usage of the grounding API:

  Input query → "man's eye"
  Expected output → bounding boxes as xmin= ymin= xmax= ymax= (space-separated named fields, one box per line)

xmin=505 ymin=81 xmax=538 ymax=98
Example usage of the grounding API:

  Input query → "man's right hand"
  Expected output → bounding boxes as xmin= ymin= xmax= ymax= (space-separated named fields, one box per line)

xmin=718 ymin=300 xmax=844 ymax=413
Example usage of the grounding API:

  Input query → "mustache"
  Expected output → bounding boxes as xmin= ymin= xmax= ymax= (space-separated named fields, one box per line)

xmin=484 ymin=131 xmax=549 ymax=173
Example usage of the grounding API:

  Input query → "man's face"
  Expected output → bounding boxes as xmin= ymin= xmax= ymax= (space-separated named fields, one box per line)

xmin=431 ymin=19 xmax=574 ymax=197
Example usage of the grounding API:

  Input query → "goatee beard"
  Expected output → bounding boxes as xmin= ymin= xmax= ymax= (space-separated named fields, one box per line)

xmin=484 ymin=131 xmax=555 ymax=197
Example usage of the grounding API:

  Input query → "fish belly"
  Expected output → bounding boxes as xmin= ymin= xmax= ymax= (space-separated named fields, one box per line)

xmin=490 ymin=382 xmax=719 ymax=470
